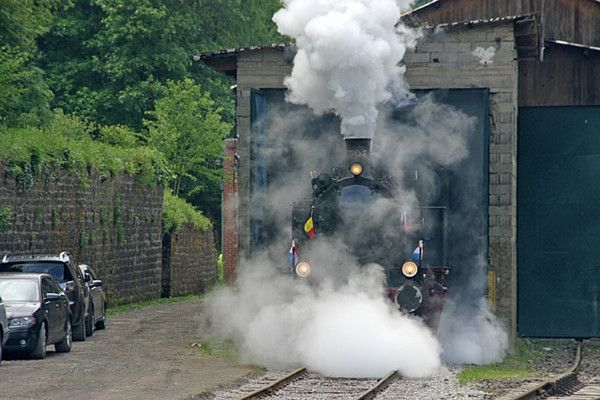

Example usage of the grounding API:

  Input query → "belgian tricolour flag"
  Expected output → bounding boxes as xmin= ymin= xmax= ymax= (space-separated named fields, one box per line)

xmin=304 ymin=216 xmax=316 ymax=240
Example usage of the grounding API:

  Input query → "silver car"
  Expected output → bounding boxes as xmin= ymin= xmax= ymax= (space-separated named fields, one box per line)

xmin=0 ymin=293 xmax=9 ymax=363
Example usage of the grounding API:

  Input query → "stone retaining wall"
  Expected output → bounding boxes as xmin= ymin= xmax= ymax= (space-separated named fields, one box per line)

xmin=0 ymin=164 xmax=163 ymax=305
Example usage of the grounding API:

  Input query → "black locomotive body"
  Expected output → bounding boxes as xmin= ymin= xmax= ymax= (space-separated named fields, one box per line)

xmin=288 ymin=137 xmax=450 ymax=328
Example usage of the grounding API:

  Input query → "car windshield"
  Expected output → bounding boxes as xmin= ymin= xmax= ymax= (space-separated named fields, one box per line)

xmin=0 ymin=280 xmax=39 ymax=302
xmin=2 ymin=263 xmax=69 ymax=283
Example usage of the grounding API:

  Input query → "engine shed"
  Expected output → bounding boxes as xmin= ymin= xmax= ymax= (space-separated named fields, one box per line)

xmin=199 ymin=0 xmax=600 ymax=340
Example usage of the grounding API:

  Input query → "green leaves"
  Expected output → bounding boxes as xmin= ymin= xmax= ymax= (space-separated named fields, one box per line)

xmin=1 ymin=0 xmax=287 ymax=234
xmin=145 ymin=78 xmax=230 ymax=196
xmin=163 ymin=189 xmax=211 ymax=232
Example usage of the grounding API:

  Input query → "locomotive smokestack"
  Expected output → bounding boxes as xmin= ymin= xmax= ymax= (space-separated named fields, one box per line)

xmin=345 ymin=137 xmax=371 ymax=173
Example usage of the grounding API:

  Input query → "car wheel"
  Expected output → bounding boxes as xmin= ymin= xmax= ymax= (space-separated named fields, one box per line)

xmin=95 ymin=303 xmax=106 ymax=330
xmin=85 ymin=305 xmax=94 ymax=337
xmin=73 ymin=312 xmax=86 ymax=342
xmin=30 ymin=324 xmax=47 ymax=359
xmin=55 ymin=319 xmax=72 ymax=353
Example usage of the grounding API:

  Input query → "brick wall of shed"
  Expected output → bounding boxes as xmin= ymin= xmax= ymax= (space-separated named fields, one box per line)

xmin=164 ymin=224 xmax=216 ymax=297
xmin=0 ymin=164 xmax=163 ymax=305
xmin=222 ymin=138 xmax=238 ymax=282
xmin=404 ymin=22 xmax=518 ymax=337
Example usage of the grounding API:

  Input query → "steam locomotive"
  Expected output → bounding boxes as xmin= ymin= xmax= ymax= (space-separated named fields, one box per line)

xmin=288 ymin=137 xmax=450 ymax=328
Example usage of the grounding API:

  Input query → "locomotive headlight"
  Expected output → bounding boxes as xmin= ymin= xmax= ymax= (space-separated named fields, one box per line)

xmin=350 ymin=163 xmax=363 ymax=176
xmin=402 ymin=261 xmax=418 ymax=278
xmin=295 ymin=261 xmax=311 ymax=278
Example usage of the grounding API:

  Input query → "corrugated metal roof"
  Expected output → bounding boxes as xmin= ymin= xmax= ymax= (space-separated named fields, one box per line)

xmin=193 ymin=43 xmax=289 ymax=61
xmin=402 ymin=0 xmax=600 ymax=18
xmin=546 ymin=39 xmax=600 ymax=52
xmin=415 ymin=14 xmax=535 ymax=29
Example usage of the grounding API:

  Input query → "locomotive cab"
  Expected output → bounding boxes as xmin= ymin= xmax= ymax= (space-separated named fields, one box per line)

xmin=289 ymin=137 xmax=450 ymax=328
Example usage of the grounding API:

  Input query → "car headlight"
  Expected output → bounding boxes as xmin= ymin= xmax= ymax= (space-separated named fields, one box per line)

xmin=295 ymin=261 xmax=311 ymax=278
xmin=402 ymin=261 xmax=418 ymax=278
xmin=9 ymin=316 xmax=36 ymax=328
xmin=350 ymin=163 xmax=363 ymax=176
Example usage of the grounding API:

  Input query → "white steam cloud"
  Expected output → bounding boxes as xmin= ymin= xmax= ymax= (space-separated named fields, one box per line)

xmin=273 ymin=0 xmax=419 ymax=138
xmin=209 ymin=241 xmax=441 ymax=378
xmin=209 ymin=0 xmax=510 ymax=379
xmin=438 ymin=298 xmax=509 ymax=365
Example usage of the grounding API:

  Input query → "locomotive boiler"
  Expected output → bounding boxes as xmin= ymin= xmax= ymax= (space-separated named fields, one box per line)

xmin=288 ymin=137 xmax=450 ymax=328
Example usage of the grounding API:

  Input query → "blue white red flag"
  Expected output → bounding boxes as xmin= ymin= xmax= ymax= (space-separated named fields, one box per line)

xmin=288 ymin=241 xmax=299 ymax=270
xmin=410 ymin=244 xmax=422 ymax=263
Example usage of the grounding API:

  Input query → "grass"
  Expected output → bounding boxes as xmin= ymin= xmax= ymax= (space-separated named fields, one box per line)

xmin=457 ymin=339 xmax=558 ymax=385
xmin=196 ymin=339 xmax=239 ymax=361
xmin=458 ymin=362 xmax=534 ymax=385
xmin=106 ymin=294 xmax=204 ymax=316
xmin=195 ymin=339 xmax=268 ymax=374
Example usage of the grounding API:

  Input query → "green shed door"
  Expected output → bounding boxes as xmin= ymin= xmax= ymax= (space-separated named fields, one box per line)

xmin=518 ymin=107 xmax=600 ymax=338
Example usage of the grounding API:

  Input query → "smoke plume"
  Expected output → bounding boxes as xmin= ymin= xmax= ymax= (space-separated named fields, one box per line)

xmin=273 ymin=0 xmax=419 ymax=138
xmin=209 ymin=241 xmax=441 ymax=378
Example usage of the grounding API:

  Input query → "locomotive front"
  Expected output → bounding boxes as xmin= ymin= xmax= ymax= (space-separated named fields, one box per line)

xmin=288 ymin=137 xmax=449 ymax=328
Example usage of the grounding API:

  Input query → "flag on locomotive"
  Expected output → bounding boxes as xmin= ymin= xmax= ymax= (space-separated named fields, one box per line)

xmin=303 ymin=215 xmax=315 ymax=240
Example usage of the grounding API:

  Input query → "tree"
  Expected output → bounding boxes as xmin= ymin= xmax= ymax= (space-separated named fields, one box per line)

xmin=39 ymin=0 xmax=285 ymax=131
xmin=144 ymin=79 xmax=230 ymax=196
xmin=0 ymin=0 xmax=53 ymax=126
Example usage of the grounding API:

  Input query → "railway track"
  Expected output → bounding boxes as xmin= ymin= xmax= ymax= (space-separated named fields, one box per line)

xmin=500 ymin=340 xmax=600 ymax=400
xmin=226 ymin=367 xmax=401 ymax=400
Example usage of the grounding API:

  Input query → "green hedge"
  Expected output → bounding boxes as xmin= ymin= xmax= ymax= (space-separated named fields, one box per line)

xmin=162 ymin=190 xmax=211 ymax=232
xmin=0 ymin=123 xmax=170 ymax=187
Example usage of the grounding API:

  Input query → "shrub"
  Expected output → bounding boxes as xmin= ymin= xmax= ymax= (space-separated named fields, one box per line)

xmin=162 ymin=190 xmax=211 ymax=232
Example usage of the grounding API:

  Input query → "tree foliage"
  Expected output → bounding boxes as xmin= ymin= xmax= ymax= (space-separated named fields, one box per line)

xmin=0 ymin=0 xmax=54 ymax=126
xmin=38 ymin=0 xmax=283 ymax=130
xmin=0 ymin=0 xmax=285 ymax=242
xmin=145 ymin=79 xmax=231 ymax=196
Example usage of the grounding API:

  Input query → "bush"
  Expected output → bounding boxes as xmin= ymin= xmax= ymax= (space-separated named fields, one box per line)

xmin=0 ymin=113 xmax=169 ymax=187
xmin=162 ymin=190 xmax=211 ymax=233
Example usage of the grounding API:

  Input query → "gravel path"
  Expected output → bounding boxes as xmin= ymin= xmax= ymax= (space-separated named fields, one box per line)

xmin=0 ymin=299 xmax=256 ymax=400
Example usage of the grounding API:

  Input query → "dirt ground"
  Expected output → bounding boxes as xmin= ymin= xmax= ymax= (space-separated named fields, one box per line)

xmin=0 ymin=299 xmax=257 ymax=400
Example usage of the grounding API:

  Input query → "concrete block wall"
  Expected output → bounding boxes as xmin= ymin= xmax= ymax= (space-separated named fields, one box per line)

xmin=164 ymin=224 xmax=216 ymax=297
xmin=0 ymin=164 xmax=164 ymax=305
xmin=236 ymin=48 xmax=293 ymax=261
xmin=404 ymin=22 xmax=518 ymax=336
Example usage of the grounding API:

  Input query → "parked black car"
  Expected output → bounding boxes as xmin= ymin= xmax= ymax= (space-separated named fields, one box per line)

xmin=0 ymin=252 xmax=90 ymax=341
xmin=0 ymin=273 xmax=72 ymax=359
xmin=0 ymin=293 xmax=8 ymax=363
xmin=78 ymin=264 xmax=107 ymax=333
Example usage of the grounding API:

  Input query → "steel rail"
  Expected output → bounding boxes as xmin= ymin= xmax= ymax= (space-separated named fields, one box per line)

xmin=234 ymin=367 xmax=307 ymax=400
xmin=505 ymin=340 xmax=582 ymax=400
xmin=354 ymin=369 xmax=401 ymax=400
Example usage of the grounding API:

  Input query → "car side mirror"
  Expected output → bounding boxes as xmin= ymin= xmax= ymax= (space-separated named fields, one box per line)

xmin=92 ymin=280 xmax=102 ymax=288
xmin=45 ymin=293 xmax=60 ymax=301
xmin=84 ymin=272 xmax=92 ymax=282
